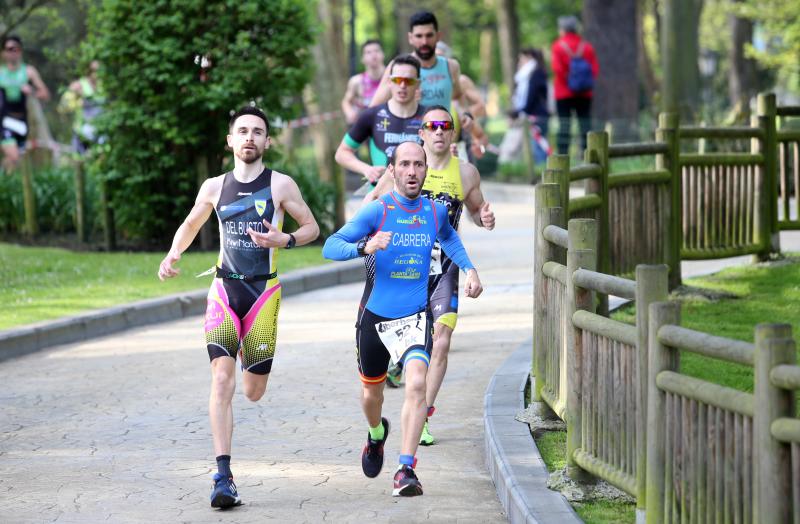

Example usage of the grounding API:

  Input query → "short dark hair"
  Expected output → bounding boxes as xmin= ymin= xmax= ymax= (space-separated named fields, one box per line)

xmin=3 ymin=35 xmax=22 ymax=48
xmin=361 ymin=39 xmax=382 ymax=53
xmin=229 ymin=106 xmax=269 ymax=135
xmin=390 ymin=54 xmax=421 ymax=78
xmin=409 ymin=11 xmax=438 ymax=32
xmin=422 ymin=105 xmax=452 ymax=121
xmin=389 ymin=141 xmax=426 ymax=167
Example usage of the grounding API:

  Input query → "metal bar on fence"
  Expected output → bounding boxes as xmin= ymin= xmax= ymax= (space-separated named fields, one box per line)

xmin=572 ymin=449 xmax=637 ymax=495
xmin=771 ymin=418 xmax=800 ymax=443
xmin=657 ymin=325 xmax=755 ymax=365
xmin=542 ymin=261 xmax=568 ymax=285
xmin=777 ymin=130 xmax=800 ymax=142
xmin=680 ymin=243 xmax=762 ymax=260
xmin=777 ymin=106 xmax=800 ymax=117
xmin=608 ymin=142 xmax=669 ymax=157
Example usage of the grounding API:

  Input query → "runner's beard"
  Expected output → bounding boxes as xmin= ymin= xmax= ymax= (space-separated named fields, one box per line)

xmin=237 ymin=147 xmax=263 ymax=164
xmin=415 ymin=46 xmax=435 ymax=60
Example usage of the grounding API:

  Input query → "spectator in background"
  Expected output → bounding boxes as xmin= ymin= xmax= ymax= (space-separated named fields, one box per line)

xmin=551 ymin=15 xmax=599 ymax=156
xmin=59 ymin=60 xmax=104 ymax=157
xmin=519 ymin=48 xmax=551 ymax=165
xmin=341 ymin=40 xmax=386 ymax=125
xmin=0 ymin=35 xmax=50 ymax=173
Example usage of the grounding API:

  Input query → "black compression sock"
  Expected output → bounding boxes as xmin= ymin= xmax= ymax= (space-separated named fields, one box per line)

xmin=216 ymin=455 xmax=232 ymax=478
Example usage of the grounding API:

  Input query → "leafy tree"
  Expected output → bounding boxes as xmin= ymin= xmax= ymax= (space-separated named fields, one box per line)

xmin=735 ymin=0 xmax=800 ymax=94
xmin=85 ymin=0 xmax=314 ymax=246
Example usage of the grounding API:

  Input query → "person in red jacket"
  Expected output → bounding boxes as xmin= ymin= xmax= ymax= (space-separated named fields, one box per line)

xmin=550 ymin=15 xmax=599 ymax=156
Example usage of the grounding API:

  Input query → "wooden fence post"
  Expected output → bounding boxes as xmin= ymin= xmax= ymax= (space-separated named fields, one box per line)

xmin=533 ymin=183 xmax=564 ymax=406
xmin=753 ymin=323 xmax=795 ymax=524
xmin=20 ymin=155 xmax=38 ymax=236
xmin=645 ymin=301 xmax=681 ymax=524
xmin=74 ymin=160 xmax=87 ymax=243
xmin=634 ymin=265 xmax=669 ymax=519
xmin=546 ymin=154 xmax=570 ymax=219
xmin=757 ymin=93 xmax=780 ymax=256
xmin=584 ymin=132 xmax=609 ymax=315
xmin=566 ymin=218 xmax=597 ymax=481
xmin=656 ymin=112 xmax=682 ymax=289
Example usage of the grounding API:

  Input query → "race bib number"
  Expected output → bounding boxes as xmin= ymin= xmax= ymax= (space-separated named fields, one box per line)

xmin=429 ymin=242 xmax=443 ymax=276
xmin=376 ymin=312 xmax=427 ymax=365
xmin=2 ymin=117 xmax=27 ymax=136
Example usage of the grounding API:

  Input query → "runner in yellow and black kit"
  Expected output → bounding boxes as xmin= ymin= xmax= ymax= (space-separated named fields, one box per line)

xmin=158 ymin=106 xmax=319 ymax=510
xmin=366 ymin=105 xmax=495 ymax=445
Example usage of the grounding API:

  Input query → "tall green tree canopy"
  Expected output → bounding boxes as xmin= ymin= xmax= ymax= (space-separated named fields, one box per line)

xmin=86 ymin=0 xmax=313 ymax=244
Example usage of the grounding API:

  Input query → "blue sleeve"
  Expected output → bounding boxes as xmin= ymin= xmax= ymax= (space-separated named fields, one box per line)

xmin=435 ymin=203 xmax=475 ymax=272
xmin=322 ymin=201 xmax=384 ymax=261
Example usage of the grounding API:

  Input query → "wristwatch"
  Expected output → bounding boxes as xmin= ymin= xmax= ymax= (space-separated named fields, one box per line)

xmin=285 ymin=233 xmax=296 ymax=249
xmin=356 ymin=239 xmax=368 ymax=257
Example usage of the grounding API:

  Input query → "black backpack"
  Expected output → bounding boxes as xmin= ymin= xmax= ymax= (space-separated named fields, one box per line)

xmin=561 ymin=41 xmax=594 ymax=93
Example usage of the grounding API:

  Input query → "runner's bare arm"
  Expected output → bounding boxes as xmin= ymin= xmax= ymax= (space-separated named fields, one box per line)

xmin=335 ymin=139 xmax=385 ymax=183
xmin=272 ymin=173 xmax=320 ymax=246
xmin=459 ymin=74 xmax=486 ymax=118
xmin=158 ymin=177 xmax=220 ymax=280
xmin=448 ymin=58 xmax=463 ymax=102
xmin=461 ymin=162 xmax=495 ymax=230
xmin=368 ymin=60 xmax=393 ymax=107
xmin=26 ymin=65 xmax=50 ymax=102
xmin=341 ymin=75 xmax=361 ymax=124
xmin=361 ymin=171 xmax=394 ymax=205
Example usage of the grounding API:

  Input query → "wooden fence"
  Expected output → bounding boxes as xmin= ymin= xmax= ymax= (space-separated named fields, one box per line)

xmin=532 ymin=186 xmax=798 ymax=521
xmin=542 ymin=93 xmax=799 ymax=291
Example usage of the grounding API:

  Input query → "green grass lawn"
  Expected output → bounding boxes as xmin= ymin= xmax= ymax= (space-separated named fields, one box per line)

xmin=534 ymin=256 xmax=800 ymax=524
xmin=0 ymin=243 xmax=327 ymax=330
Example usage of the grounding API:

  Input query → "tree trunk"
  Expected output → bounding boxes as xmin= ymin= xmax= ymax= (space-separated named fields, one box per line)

xmin=638 ymin=0 xmax=658 ymax=107
xmin=495 ymin=0 xmax=520 ymax=93
xmin=662 ymin=0 xmax=702 ymax=119
xmin=392 ymin=1 xmax=417 ymax=56
xmin=583 ymin=0 xmax=639 ymax=142
xmin=728 ymin=4 xmax=756 ymax=122
xmin=308 ymin=0 xmax=347 ymax=228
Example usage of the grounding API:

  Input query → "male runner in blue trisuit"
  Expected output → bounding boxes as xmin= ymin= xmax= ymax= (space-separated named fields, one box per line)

xmin=323 ymin=141 xmax=483 ymax=496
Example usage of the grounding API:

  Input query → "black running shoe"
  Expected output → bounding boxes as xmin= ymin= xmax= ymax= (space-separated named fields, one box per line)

xmin=361 ymin=417 xmax=390 ymax=478
xmin=393 ymin=464 xmax=423 ymax=497
xmin=210 ymin=473 xmax=242 ymax=509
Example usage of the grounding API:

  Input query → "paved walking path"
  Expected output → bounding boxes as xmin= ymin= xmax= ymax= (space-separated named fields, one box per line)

xmin=0 ymin=183 xmax=534 ymax=523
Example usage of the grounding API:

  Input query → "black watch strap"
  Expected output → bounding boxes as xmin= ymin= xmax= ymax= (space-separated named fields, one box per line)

xmin=356 ymin=239 xmax=367 ymax=257
xmin=285 ymin=233 xmax=296 ymax=249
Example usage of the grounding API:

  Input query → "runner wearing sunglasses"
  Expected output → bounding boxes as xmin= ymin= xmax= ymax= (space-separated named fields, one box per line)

xmin=368 ymin=12 xmax=475 ymax=140
xmin=365 ymin=106 xmax=495 ymax=445
xmin=334 ymin=54 xmax=426 ymax=187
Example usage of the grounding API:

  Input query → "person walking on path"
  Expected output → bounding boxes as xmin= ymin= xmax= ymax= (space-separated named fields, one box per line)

xmin=341 ymin=39 xmax=386 ymax=125
xmin=335 ymin=54 xmax=425 ymax=187
xmin=518 ymin=48 xmax=551 ymax=165
xmin=323 ymin=140 xmax=483 ymax=497
xmin=365 ymin=106 xmax=495 ymax=445
xmin=550 ymin=15 xmax=599 ymax=156
xmin=157 ymin=106 xmax=320 ymax=509
xmin=0 ymin=35 xmax=50 ymax=173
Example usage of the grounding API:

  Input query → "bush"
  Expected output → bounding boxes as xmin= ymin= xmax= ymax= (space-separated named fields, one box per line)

xmin=0 ymin=163 xmax=100 ymax=236
xmin=86 ymin=0 xmax=314 ymax=246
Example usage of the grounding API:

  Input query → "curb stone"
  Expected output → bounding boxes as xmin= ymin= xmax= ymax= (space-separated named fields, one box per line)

xmin=484 ymin=340 xmax=582 ymax=523
xmin=0 ymin=258 xmax=364 ymax=363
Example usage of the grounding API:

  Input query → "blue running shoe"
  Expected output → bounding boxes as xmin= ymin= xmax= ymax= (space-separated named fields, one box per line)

xmin=210 ymin=473 xmax=242 ymax=509
xmin=361 ymin=417 xmax=390 ymax=478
